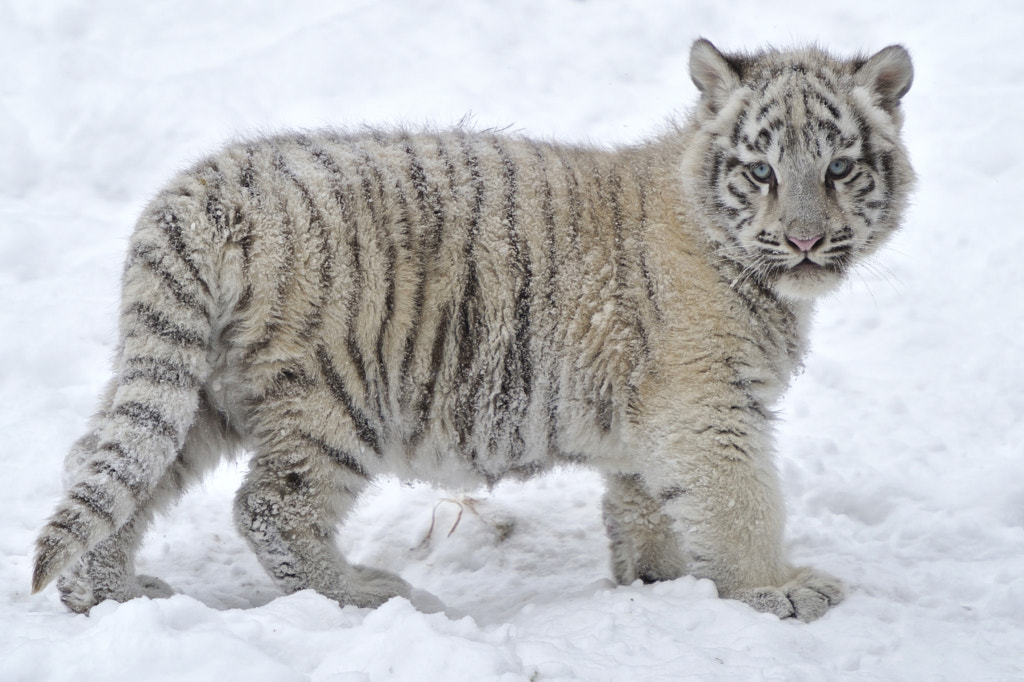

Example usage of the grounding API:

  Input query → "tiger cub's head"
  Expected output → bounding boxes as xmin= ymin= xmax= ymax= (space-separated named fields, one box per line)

xmin=682 ymin=39 xmax=915 ymax=300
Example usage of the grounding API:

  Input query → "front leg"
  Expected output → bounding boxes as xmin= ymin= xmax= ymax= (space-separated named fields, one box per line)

xmin=602 ymin=473 xmax=687 ymax=585
xmin=610 ymin=398 xmax=843 ymax=622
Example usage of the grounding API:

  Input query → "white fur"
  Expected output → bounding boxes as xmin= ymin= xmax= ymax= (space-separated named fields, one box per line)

xmin=34 ymin=40 xmax=914 ymax=623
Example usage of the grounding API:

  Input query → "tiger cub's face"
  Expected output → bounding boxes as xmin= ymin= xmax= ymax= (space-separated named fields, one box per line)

xmin=686 ymin=40 xmax=915 ymax=300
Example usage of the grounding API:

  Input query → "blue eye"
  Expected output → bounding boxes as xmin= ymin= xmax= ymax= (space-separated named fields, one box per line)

xmin=750 ymin=162 xmax=774 ymax=182
xmin=827 ymin=158 xmax=853 ymax=179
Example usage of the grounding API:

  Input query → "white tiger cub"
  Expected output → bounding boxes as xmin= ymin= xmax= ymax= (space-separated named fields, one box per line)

xmin=33 ymin=39 xmax=913 ymax=622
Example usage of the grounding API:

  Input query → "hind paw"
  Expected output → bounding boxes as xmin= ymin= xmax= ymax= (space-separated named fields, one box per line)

xmin=56 ymin=563 xmax=174 ymax=614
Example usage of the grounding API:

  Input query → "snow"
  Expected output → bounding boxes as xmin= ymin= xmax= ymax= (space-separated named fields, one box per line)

xmin=2 ymin=0 xmax=1023 ymax=679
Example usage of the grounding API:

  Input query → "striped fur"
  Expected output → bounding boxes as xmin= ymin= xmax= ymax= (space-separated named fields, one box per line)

xmin=34 ymin=40 xmax=913 ymax=622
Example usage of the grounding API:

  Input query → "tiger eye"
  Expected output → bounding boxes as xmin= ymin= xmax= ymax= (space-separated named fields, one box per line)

xmin=750 ymin=162 xmax=774 ymax=182
xmin=827 ymin=158 xmax=853 ymax=180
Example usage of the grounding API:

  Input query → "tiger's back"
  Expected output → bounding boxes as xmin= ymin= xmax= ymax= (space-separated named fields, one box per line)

xmin=160 ymin=129 xmax=668 ymax=484
xmin=34 ymin=39 xmax=914 ymax=622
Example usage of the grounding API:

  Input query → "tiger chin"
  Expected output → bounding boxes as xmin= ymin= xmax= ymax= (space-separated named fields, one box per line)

xmin=32 ymin=38 xmax=914 ymax=623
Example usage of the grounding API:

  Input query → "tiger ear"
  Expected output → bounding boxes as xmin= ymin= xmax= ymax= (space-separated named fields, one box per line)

xmin=855 ymin=45 xmax=913 ymax=113
xmin=689 ymin=39 xmax=743 ymax=111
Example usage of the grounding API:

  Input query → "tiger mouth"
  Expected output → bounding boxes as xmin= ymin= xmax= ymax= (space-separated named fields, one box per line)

xmin=791 ymin=259 xmax=825 ymax=273
xmin=782 ymin=258 xmax=845 ymax=282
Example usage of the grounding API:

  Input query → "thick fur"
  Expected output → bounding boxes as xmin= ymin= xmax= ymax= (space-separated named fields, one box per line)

xmin=33 ymin=40 xmax=913 ymax=622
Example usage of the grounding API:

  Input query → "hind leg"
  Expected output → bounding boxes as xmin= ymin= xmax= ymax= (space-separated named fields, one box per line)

xmin=56 ymin=397 xmax=235 ymax=613
xmin=57 ymin=510 xmax=174 ymax=613
xmin=234 ymin=436 xmax=418 ymax=609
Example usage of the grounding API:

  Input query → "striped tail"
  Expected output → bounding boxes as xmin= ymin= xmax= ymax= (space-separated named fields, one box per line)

xmin=33 ymin=197 xmax=216 ymax=594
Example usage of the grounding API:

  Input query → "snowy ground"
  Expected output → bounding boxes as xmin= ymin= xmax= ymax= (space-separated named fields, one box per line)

xmin=3 ymin=1 xmax=1023 ymax=680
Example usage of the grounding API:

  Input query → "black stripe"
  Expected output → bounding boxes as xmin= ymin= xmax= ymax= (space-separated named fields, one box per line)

xmin=722 ymin=156 xmax=744 ymax=174
xmin=708 ymin=150 xmax=725 ymax=193
xmin=113 ymin=400 xmax=177 ymax=439
xmin=453 ymin=134 xmax=486 ymax=454
xmin=609 ymin=170 xmax=632 ymax=358
xmin=316 ymin=346 xmax=382 ymax=456
xmin=726 ymin=181 xmax=750 ymax=205
xmin=753 ymin=128 xmax=773 ymax=153
xmin=408 ymin=304 xmax=451 ymax=447
xmin=851 ymin=110 xmax=877 ymax=169
xmin=263 ymin=365 xmax=314 ymax=397
xmin=124 ymin=302 xmax=206 ymax=348
xmin=345 ymin=335 xmax=369 ymax=400
xmin=438 ymin=134 xmax=460 ymax=201
xmin=587 ymin=158 xmax=621 ymax=435
xmin=126 ymin=242 xmax=210 ymax=321
xmin=404 ymin=137 xmax=446 ymax=253
xmin=714 ymin=200 xmax=742 ymax=220
xmin=397 ymin=139 xmax=432 ymax=392
xmin=546 ymin=147 xmax=587 ymax=453
xmin=528 ymin=141 xmax=560 ymax=456
xmin=659 ymin=486 xmax=686 ymax=502
xmin=722 ymin=442 xmax=752 ymax=460
xmin=854 ymin=176 xmax=877 ymax=199
xmin=755 ymin=101 xmax=775 ymax=123
xmin=46 ymin=509 xmax=90 ymax=543
xmin=397 ymin=135 xmax=457 ymax=394
xmin=239 ymin=148 xmax=258 ymax=197
xmin=424 ymin=304 xmax=452 ymax=413
xmin=844 ymin=171 xmax=865 ymax=186
xmin=274 ymin=146 xmax=335 ymax=341
xmin=233 ymin=231 xmax=254 ymax=317
xmin=615 ymin=169 xmax=652 ymax=410
xmin=344 ymin=154 xmax=375 ymax=406
xmin=205 ymin=191 xmax=230 ymax=234
xmin=822 ymin=243 xmax=852 ymax=257
xmin=69 ymin=482 xmax=117 ymax=529
xmin=405 ymin=134 xmax=461 ymax=446
xmin=121 ymin=357 xmax=200 ymax=390
xmin=498 ymin=140 xmax=531 ymax=401
xmin=634 ymin=178 xmax=662 ymax=322
xmin=730 ymin=110 xmax=749 ymax=146
xmin=809 ymin=87 xmax=842 ymax=120
xmin=530 ymin=142 xmax=558 ymax=312
xmin=815 ymin=118 xmax=843 ymax=147
xmin=877 ymin=151 xmax=897 ymax=201
xmin=557 ymin=149 xmax=585 ymax=265
xmin=729 ymin=215 xmax=753 ymax=234
xmin=493 ymin=139 xmax=531 ymax=459
xmin=298 ymin=432 xmax=370 ymax=480
xmin=356 ymin=145 xmax=396 ymax=407
xmin=302 ymin=137 xmax=371 ymax=403
xmin=831 ymin=226 xmax=854 ymax=242
xmin=153 ymin=208 xmax=212 ymax=298
xmin=241 ymin=145 xmax=299 ymax=363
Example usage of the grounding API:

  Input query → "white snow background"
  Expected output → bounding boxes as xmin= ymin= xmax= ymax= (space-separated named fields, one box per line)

xmin=2 ymin=0 xmax=1023 ymax=680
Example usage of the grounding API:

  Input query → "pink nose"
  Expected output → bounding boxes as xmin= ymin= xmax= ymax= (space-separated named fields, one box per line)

xmin=787 ymin=235 xmax=822 ymax=252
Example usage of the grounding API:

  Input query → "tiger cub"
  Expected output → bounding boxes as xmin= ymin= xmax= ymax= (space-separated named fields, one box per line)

xmin=33 ymin=39 xmax=913 ymax=622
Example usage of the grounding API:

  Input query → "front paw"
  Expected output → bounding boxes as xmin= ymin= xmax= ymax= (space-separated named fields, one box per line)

xmin=737 ymin=567 xmax=844 ymax=622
